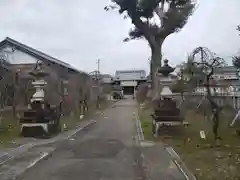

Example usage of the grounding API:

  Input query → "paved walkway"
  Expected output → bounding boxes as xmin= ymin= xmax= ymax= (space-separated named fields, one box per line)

xmin=0 ymin=99 xmax=188 ymax=180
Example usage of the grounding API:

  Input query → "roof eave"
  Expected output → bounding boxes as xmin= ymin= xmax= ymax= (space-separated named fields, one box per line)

xmin=0 ymin=37 xmax=90 ymax=77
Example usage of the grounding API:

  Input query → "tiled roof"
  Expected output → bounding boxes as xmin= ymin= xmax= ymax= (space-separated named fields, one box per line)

xmin=114 ymin=69 xmax=147 ymax=81
xmin=214 ymin=66 xmax=237 ymax=73
xmin=0 ymin=37 xmax=89 ymax=76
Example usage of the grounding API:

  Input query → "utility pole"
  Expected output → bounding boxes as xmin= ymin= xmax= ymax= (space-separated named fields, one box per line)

xmin=96 ymin=58 xmax=100 ymax=80
xmin=96 ymin=58 xmax=100 ymax=109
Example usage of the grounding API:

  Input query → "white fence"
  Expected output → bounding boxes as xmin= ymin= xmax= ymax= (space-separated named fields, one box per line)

xmin=171 ymin=93 xmax=240 ymax=110
xmin=171 ymin=93 xmax=240 ymax=126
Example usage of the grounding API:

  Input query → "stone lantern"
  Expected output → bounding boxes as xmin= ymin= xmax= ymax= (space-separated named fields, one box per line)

xmin=151 ymin=59 xmax=183 ymax=137
xmin=157 ymin=59 xmax=175 ymax=99
xmin=20 ymin=63 xmax=61 ymax=137
xmin=28 ymin=63 xmax=49 ymax=103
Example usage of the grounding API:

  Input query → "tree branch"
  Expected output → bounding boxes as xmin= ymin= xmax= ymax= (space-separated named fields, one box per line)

xmin=157 ymin=0 xmax=195 ymax=37
xmin=129 ymin=14 xmax=157 ymax=47
xmin=237 ymin=25 xmax=240 ymax=34
xmin=154 ymin=0 xmax=166 ymax=25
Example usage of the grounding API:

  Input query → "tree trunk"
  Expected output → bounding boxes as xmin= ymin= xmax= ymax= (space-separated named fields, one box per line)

xmin=212 ymin=110 xmax=220 ymax=140
xmin=150 ymin=48 xmax=162 ymax=83
xmin=12 ymin=86 xmax=16 ymax=116
xmin=150 ymin=40 xmax=164 ymax=99
xmin=205 ymin=78 xmax=221 ymax=140
xmin=12 ymin=72 xmax=19 ymax=116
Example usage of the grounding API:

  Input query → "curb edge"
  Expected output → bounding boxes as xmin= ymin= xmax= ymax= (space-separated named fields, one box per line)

xmin=166 ymin=147 xmax=197 ymax=180
xmin=136 ymin=108 xmax=196 ymax=180
xmin=135 ymin=110 xmax=145 ymax=142
xmin=9 ymin=119 xmax=97 ymax=180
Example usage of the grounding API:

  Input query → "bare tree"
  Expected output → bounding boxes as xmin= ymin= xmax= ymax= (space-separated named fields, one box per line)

xmin=0 ymin=54 xmax=13 ymax=110
xmin=233 ymin=25 xmax=240 ymax=68
xmin=189 ymin=47 xmax=226 ymax=140
xmin=172 ymin=66 xmax=190 ymax=99
xmin=136 ymin=83 xmax=149 ymax=103
xmin=0 ymin=48 xmax=20 ymax=115
xmin=0 ymin=58 xmax=8 ymax=108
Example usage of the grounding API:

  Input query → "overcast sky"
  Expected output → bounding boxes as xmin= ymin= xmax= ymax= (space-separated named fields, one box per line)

xmin=0 ymin=0 xmax=240 ymax=75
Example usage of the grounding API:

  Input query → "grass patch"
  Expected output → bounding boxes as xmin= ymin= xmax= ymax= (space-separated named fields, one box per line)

xmin=138 ymin=106 xmax=240 ymax=180
xmin=0 ymin=111 xmax=21 ymax=147
xmin=60 ymin=100 xmax=113 ymax=130
xmin=138 ymin=106 xmax=154 ymax=141
xmin=60 ymin=107 xmax=96 ymax=130
xmin=0 ymin=100 xmax=113 ymax=146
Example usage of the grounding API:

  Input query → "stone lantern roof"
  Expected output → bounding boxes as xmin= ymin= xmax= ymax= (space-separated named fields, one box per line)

xmin=158 ymin=59 xmax=175 ymax=76
xmin=29 ymin=63 xmax=49 ymax=79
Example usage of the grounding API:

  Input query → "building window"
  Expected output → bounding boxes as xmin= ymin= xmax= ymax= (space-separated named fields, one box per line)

xmin=61 ymin=79 xmax=69 ymax=95
xmin=64 ymin=87 xmax=68 ymax=95
xmin=63 ymin=79 xmax=69 ymax=85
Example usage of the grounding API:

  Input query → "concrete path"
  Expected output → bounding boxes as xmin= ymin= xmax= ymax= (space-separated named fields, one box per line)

xmin=0 ymin=99 xmax=188 ymax=180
